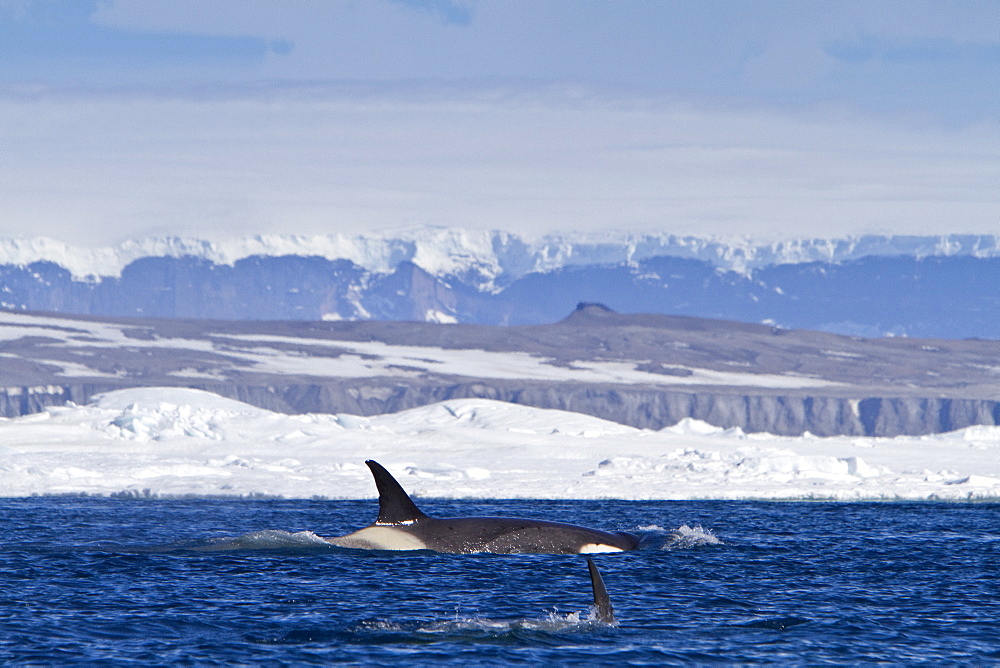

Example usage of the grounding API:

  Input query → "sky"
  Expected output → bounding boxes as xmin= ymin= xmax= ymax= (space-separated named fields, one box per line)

xmin=1 ymin=0 xmax=997 ymax=246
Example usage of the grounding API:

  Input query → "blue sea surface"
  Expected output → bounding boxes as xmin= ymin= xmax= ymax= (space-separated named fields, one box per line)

xmin=2 ymin=498 xmax=998 ymax=665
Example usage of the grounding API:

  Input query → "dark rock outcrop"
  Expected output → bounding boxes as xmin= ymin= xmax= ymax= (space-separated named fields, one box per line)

xmin=1 ymin=308 xmax=997 ymax=436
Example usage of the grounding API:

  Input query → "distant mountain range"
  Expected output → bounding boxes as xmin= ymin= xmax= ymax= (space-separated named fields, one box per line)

xmin=1 ymin=230 xmax=997 ymax=339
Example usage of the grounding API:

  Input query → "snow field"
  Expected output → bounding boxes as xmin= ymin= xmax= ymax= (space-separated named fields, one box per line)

xmin=0 ymin=388 xmax=997 ymax=501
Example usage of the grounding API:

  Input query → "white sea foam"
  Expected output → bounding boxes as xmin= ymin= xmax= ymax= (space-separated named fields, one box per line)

xmin=668 ymin=524 xmax=723 ymax=548
xmin=361 ymin=609 xmax=610 ymax=636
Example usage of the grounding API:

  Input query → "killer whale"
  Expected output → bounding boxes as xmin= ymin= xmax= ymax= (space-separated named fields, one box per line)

xmin=587 ymin=558 xmax=616 ymax=624
xmin=325 ymin=460 xmax=640 ymax=554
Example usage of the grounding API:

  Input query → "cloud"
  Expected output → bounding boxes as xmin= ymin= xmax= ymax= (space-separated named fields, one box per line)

xmin=827 ymin=35 xmax=1000 ymax=65
xmin=10 ymin=1 xmax=995 ymax=125
xmin=0 ymin=0 xmax=293 ymax=83
xmin=817 ymin=34 xmax=1000 ymax=125
xmin=390 ymin=0 xmax=475 ymax=26
xmin=1 ymin=83 xmax=995 ymax=246
xmin=0 ymin=2 xmax=994 ymax=244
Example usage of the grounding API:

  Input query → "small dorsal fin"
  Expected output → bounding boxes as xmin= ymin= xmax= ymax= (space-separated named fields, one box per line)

xmin=587 ymin=558 xmax=616 ymax=624
xmin=365 ymin=460 xmax=430 ymax=525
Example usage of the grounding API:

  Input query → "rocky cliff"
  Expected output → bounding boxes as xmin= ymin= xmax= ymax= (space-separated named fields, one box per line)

xmin=1 ymin=306 xmax=997 ymax=436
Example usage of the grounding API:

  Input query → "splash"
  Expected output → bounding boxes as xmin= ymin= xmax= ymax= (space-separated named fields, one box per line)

xmin=668 ymin=524 xmax=722 ymax=548
xmin=637 ymin=523 xmax=723 ymax=550
xmin=354 ymin=607 xmax=614 ymax=639
xmin=196 ymin=530 xmax=331 ymax=551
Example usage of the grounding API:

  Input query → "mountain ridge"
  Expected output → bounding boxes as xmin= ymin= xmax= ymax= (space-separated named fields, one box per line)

xmin=1 ymin=230 xmax=997 ymax=339
xmin=3 ymin=230 xmax=998 ymax=282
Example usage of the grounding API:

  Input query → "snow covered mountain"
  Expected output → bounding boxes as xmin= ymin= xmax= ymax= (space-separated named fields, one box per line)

xmin=1 ymin=229 xmax=998 ymax=338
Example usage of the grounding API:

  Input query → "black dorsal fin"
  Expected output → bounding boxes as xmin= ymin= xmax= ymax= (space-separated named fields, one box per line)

xmin=365 ymin=460 xmax=429 ymax=525
xmin=587 ymin=558 xmax=616 ymax=624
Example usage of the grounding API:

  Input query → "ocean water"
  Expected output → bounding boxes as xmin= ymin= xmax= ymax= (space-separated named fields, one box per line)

xmin=2 ymin=498 xmax=998 ymax=665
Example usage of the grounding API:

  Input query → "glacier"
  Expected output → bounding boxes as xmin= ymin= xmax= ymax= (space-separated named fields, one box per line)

xmin=2 ymin=228 xmax=998 ymax=284
xmin=2 ymin=229 xmax=998 ymax=339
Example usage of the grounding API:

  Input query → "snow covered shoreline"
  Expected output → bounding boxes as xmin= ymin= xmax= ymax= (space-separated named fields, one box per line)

xmin=1 ymin=387 xmax=997 ymax=501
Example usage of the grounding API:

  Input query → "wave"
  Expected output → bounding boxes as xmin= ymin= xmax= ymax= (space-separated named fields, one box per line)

xmin=637 ymin=524 xmax=723 ymax=550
